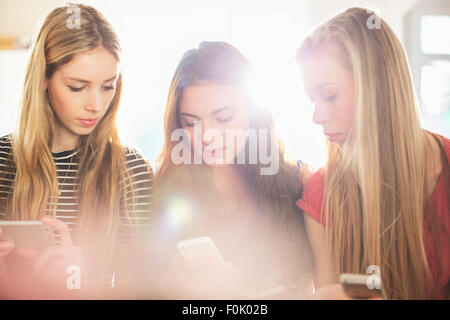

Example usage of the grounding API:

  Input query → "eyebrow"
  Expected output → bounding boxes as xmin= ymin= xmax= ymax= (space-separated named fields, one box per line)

xmin=211 ymin=106 xmax=234 ymax=116
xmin=179 ymin=112 xmax=200 ymax=119
xmin=65 ymin=76 xmax=118 ymax=83
xmin=314 ymin=83 xmax=336 ymax=90
xmin=179 ymin=106 xmax=234 ymax=119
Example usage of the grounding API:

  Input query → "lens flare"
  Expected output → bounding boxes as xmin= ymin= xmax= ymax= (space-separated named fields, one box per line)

xmin=165 ymin=197 xmax=194 ymax=229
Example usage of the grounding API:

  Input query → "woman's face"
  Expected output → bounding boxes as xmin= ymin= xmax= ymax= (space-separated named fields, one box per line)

xmin=45 ymin=46 xmax=119 ymax=148
xmin=178 ymin=83 xmax=250 ymax=167
xmin=300 ymin=41 xmax=355 ymax=146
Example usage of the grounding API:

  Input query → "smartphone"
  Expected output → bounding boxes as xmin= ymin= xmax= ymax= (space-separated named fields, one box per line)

xmin=339 ymin=273 xmax=383 ymax=299
xmin=0 ymin=221 xmax=55 ymax=250
xmin=176 ymin=236 xmax=224 ymax=265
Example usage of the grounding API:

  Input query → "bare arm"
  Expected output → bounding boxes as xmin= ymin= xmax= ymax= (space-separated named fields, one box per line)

xmin=304 ymin=214 xmax=338 ymax=289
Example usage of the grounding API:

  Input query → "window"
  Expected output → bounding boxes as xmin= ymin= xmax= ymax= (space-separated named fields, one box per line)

xmin=405 ymin=1 xmax=450 ymax=137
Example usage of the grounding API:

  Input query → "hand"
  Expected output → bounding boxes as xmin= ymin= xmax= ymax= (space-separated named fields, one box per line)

xmin=0 ymin=227 xmax=15 ymax=273
xmin=308 ymin=283 xmax=383 ymax=300
xmin=161 ymin=253 xmax=237 ymax=299
xmin=21 ymin=217 xmax=86 ymax=294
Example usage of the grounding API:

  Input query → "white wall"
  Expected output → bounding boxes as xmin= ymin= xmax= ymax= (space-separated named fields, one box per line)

xmin=0 ymin=49 xmax=28 ymax=136
xmin=305 ymin=0 xmax=421 ymax=42
xmin=0 ymin=0 xmax=436 ymax=168
xmin=0 ymin=1 xmax=4 ymax=34
xmin=0 ymin=0 xmax=64 ymax=36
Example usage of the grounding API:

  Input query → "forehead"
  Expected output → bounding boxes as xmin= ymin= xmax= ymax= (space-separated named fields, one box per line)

xmin=57 ymin=46 xmax=119 ymax=81
xmin=179 ymin=83 xmax=244 ymax=115
xmin=300 ymin=41 xmax=352 ymax=91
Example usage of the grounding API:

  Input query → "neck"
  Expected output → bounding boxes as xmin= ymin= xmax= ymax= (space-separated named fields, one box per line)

xmin=52 ymin=124 xmax=79 ymax=153
xmin=210 ymin=165 xmax=242 ymax=199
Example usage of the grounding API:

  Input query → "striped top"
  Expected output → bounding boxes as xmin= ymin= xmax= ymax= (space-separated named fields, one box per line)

xmin=0 ymin=134 xmax=154 ymax=287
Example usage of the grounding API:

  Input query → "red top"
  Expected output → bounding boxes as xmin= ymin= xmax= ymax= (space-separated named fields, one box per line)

xmin=297 ymin=136 xmax=449 ymax=299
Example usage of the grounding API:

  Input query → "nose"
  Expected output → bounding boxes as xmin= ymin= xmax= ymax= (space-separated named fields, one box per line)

xmin=202 ymin=119 xmax=214 ymax=145
xmin=312 ymin=103 xmax=329 ymax=126
xmin=201 ymin=119 xmax=224 ymax=149
xmin=85 ymin=89 xmax=102 ymax=113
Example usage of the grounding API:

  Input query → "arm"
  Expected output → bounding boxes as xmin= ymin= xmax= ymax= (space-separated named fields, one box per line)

xmin=111 ymin=149 xmax=154 ymax=298
xmin=304 ymin=214 xmax=338 ymax=289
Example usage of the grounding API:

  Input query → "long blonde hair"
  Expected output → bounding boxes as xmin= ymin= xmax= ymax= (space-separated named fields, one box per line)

xmin=6 ymin=3 xmax=135 ymax=281
xmin=297 ymin=7 xmax=448 ymax=299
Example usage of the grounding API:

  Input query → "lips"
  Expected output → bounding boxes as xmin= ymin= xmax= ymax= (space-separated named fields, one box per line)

xmin=324 ymin=132 xmax=341 ymax=142
xmin=77 ymin=118 xmax=98 ymax=127
xmin=204 ymin=147 xmax=226 ymax=159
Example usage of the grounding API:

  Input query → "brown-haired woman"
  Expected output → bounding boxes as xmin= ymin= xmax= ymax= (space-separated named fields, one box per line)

xmin=152 ymin=41 xmax=313 ymax=299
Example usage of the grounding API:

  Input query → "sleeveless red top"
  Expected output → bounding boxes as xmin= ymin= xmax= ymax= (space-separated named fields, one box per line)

xmin=297 ymin=136 xmax=449 ymax=299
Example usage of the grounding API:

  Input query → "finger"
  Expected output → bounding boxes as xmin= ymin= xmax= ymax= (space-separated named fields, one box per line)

xmin=33 ymin=247 xmax=68 ymax=276
xmin=0 ymin=240 xmax=14 ymax=254
xmin=183 ymin=256 xmax=220 ymax=272
xmin=39 ymin=247 xmax=83 ymax=278
xmin=34 ymin=246 xmax=82 ymax=276
xmin=0 ymin=229 xmax=12 ymax=256
xmin=187 ymin=262 xmax=234 ymax=285
xmin=42 ymin=216 xmax=72 ymax=246
xmin=15 ymin=248 xmax=40 ymax=260
xmin=170 ymin=253 xmax=184 ymax=272
xmin=221 ymin=262 xmax=237 ymax=280
xmin=41 ymin=257 xmax=73 ymax=279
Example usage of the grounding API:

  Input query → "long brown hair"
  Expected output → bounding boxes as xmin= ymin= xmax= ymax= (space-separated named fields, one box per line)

xmin=156 ymin=41 xmax=312 ymax=284
xmin=297 ymin=7 xmax=449 ymax=299
xmin=4 ymin=3 xmax=136 ymax=282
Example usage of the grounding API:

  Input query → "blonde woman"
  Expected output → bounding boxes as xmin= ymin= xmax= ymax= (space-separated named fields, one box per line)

xmin=296 ymin=7 xmax=449 ymax=299
xmin=0 ymin=4 xmax=153 ymax=298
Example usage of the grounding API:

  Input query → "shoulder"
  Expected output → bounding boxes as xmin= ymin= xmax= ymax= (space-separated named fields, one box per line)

xmin=296 ymin=160 xmax=314 ymax=185
xmin=302 ymin=167 xmax=325 ymax=198
xmin=0 ymin=134 xmax=13 ymax=150
xmin=428 ymin=133 xmax=450 ymax=163
xmin=123 ymin=146 xmax=153 ymax=173
xmin=122 ymin=146 xmax=154 ymax=191
xmin=296 ymin=167 xmax=326 ymax=224
xmin=121 ymin=147 xmax=154 ymax=203
xmin=439 ymin=135 xmax=450 ymax=160
xmin=0 ymin=134 xmax=14 ymax=163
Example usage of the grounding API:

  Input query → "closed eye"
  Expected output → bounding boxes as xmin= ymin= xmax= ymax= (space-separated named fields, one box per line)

xmin=68 ymin=85 xmax=85 ymax=92
xmin=183 ymin=119 xmax=202 ymax=127
xmin=326 ymin=95 xmax=337 ymax=102
xmin=217 ymin=115 xmax=234 ymax=123
xmin=103 ymin=85 xmax=116 ymax=91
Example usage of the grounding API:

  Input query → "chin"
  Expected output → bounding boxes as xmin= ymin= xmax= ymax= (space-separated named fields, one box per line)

xmin=200 ymin=154 xmax=233 ymax=167
xmin=76 ymin=126 xmax=97 ymax=136
xmin=205 ymin=162 xmax=230 ymax=168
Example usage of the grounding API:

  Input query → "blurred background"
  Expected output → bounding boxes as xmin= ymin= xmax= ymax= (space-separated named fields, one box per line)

xmin=0 ymin=0 xmax=449 ymax=169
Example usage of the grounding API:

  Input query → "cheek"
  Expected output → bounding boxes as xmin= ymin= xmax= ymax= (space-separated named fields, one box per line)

xmin=227 ymin=111 xmax=250 ymax=132
xmin=224 ymin=116 xmax=250 ymax=154
xmin=342 ymin=90 xmax=355 ymax=130
xmin=332 ymin=91 xmax=354 ymax=132
xmin=103 ymin=91 xmax=116 ymax=109
xmin=181 ymin=127 xmax=200 ymax=153
xmin=49 ymin=86 xmax=76 ymax=119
